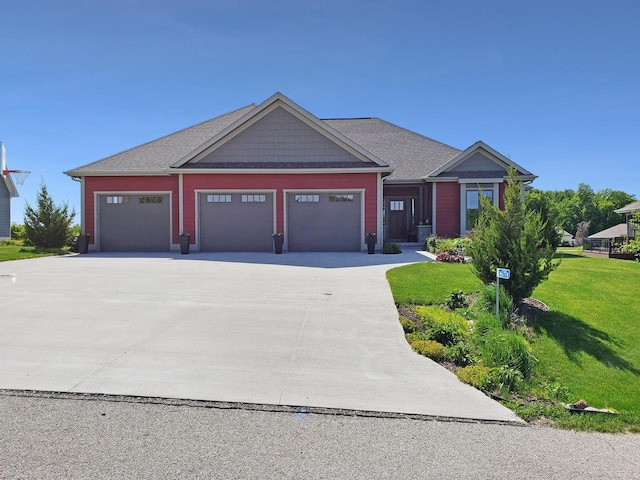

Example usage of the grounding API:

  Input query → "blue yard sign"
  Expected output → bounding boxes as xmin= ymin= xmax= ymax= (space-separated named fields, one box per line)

xmin=497 ymin=268 xmax=511 ymax=280
xmin=496 ymin=268 xmax=511 ymax=319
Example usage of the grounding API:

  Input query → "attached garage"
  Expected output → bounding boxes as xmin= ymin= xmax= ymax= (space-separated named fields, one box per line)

xmin=98 ymin=193 xmax=171 ymax=252
xmin=198 ymin=191 xmax=275 ymax=252
xmin=286 ymin=191 xmax=362 ymax=252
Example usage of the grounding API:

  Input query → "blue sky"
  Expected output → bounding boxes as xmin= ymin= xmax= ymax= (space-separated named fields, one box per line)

xmin=2 ymin=0 xmax=639 ymax=224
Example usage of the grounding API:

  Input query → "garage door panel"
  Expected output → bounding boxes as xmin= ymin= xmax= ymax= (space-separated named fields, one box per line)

xmin=99 ymin=194 xmax=170 ymax=252
xmin=287 ymin=193 xmax=361 ymax=252
xmin=199 ymin=193 xmax=273 ymax=252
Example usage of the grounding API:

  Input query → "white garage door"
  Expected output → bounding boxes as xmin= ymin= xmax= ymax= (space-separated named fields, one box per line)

xmin=99 ymin=194 xmax=170 ymax=252
xmin=199 ymin=192 xmax=274 ymax=252
xmin=287 ymin=192 xmax=361 ymax=252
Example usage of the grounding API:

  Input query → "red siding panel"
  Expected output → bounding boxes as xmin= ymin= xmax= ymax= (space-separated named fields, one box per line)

xmin=435 ymin=182 xmax=460 ymax=237
xmin=84 ymin=172 xmax=380 ymax=249
xmin=182 ymin=173 xmax=379 ymax=241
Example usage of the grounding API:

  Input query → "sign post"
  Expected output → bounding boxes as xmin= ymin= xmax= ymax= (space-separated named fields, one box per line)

xmin=496 ymin=268 xmax=511 ymax=319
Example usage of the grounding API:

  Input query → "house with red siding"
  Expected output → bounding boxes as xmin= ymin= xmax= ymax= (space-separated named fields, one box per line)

xmin=65 ymin=93 xmax=536 ymax=252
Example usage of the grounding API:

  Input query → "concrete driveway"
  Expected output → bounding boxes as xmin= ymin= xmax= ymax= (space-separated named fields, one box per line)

xmin=0 ymin=250 xmax=520 ymax=423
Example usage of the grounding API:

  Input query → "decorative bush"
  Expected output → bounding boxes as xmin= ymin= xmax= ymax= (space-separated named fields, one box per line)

xmin=405 ymin=332 xmax=430 ymax=342
xmin=479 ymin=329 xmax=536 ymax=378
xmin=447 ymin=342 xmax=473 ymax=366
xmin=490 ymin=365 xmax=524 ymax=392
xmin=415 ymin=305 xmax=469 ymax=346
xmin=456 ymin=365 xmax=493 ymax=390
xmin=382 ymin=242 xmax=402 ymax=254
xmin=399 ymin=316 xmax=417 ymax=333
xmin=410 ymin=339 xmax=447 ymax=361
xmin=435 ymin=252 xmax=466 ymax=263
xmin=471 ymin=311 xmax=502 ymax=338
xmin=475 ymin=283 xmax=514 ymax=328
xmin=424 ymin=235 xmax=438 ymax=253
xmin=445 ymin=290 xmax=467 ymax=310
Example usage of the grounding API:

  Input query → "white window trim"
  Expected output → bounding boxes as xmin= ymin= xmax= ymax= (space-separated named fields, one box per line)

xmin=460 ymin=183 xmax=499 ymax=235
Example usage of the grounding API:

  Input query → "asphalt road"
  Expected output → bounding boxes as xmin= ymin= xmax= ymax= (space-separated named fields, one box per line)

xmin=1 ymin=393 xmax=639 ymax=479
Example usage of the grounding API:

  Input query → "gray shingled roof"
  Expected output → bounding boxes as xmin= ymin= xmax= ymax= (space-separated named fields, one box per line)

xmin=65 ymin=105 xmax=256 ymax=175
xmin=66 ymin=105 xmax=463 ymax=181
xmin=324 ymin=118 xmax=461 ymax=182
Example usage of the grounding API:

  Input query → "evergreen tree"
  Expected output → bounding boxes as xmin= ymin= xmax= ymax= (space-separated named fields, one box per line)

xmin=468 ymin=168 xmax=558 ymax=304
xmin=24 ymin=183 xmax=75 ymax=249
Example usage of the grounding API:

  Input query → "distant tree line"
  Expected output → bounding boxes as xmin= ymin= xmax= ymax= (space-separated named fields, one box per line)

xmin=525 ymin=184 xmax=636 ymax=237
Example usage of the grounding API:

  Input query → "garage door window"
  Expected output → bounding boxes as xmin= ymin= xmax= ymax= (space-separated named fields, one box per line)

xmin=106 ymin=196 xmax=126 ymax=204
xmin=207 ymin=194 xmax=232 ymax=203
xmin=139 ymin=196 xmax=163 ymax=204
xmin=329 ymin=194 xmax=354 ymax=202
xmin=241 ymin=194 xmax=266 ymax=203
xmin=294 ymin=194 xmax=319 ymax=203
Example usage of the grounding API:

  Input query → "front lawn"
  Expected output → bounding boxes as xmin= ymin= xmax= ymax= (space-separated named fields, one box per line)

xmin=0 ymin=243 xmax=68 ymax=262
xmin=387 ymin=254 xmax=640 ymax=432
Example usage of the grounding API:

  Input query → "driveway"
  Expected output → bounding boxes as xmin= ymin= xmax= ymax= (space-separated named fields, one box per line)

xmin=0 ymin=250 xmax=520 ymax=423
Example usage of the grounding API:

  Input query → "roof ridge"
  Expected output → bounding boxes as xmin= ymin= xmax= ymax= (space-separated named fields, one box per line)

xmin=76 ymin=104 xmax=257 ymax=169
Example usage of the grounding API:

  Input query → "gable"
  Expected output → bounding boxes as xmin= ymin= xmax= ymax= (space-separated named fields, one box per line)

xmin=189 ymin=106 xmax=365 ymax=168
xmin=448 ymin=151 xmax=507 ymax=174
xmin=427 ymin=141 xmax=535 ymax=181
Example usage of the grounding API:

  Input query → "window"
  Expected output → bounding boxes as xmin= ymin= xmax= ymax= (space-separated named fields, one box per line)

xmin=241 ymin=194 xmax=266 ymax=203
xmin=106 ymin=196 xmax=126 ymax=204
xmin=466 ymin=185 xmax=494 ymax=231
xmin=390 ymin=200 xmax=404 ymax=211
xmin=139 ymin=196 xmax=163 ymax=204
xmin=207 ymin=194 xmax=232 ymax=203
xmin=294 ymin=194 xmax=319 ymax=203
xmin=329 ymin=194 xmax=354 ymax=202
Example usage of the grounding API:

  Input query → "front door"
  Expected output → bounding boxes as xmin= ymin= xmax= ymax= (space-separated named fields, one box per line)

xmin=387 ymin=198 xmax=408 ymax=241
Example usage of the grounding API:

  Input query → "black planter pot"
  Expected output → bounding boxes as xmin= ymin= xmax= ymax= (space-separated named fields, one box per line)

xmin=273 ymin=236 xmax=284 ymax=254
xmin=179 ymin=234 xmax=190 ymax=254
xmin=365 ymin=235 xmax=376 ymax=254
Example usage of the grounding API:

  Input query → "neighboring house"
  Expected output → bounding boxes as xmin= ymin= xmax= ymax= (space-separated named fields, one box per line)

xmin=64 ymin=93 xmax=536 ymax=253
xmin=0 ymin=142 xmax=19 ymax=239
xmin=614 ymin=201 xmax=640 ymax=238
xmin=585 ymin=223 xmax=629 ymax=252
xmin=560 ymin=230 xmax=575 ymax=246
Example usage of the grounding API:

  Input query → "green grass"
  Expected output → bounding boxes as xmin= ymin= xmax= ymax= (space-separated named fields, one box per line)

xmin=0 ymin=244 xmax=69 ymax=262
xmin=386 ymin=262 xmax=481 ymax=304
xmin=387 ymin=253 xmax=640 ymax=431
xmin=531 ymin=254 xmax=640 ymax=414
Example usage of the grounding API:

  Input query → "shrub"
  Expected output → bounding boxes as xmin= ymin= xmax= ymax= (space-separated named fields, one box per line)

xmin=415 ymin=305 xmax=469 ymax=346
xmin=24 ymin=183 xmax=76 ymax=249
xmin=435 ymin=252 xmax=466 ymax=263
xmin=382 ymin=242 xmax=402 ymax=254
xmin=475 ymin=283 xmax=514 ymax=328
xmin=0 ymin=239 xmax=22 ymax=246
xmin=471 ymin=311 xmax=502 ymax=338
xmin=411 ymin=339 xmax=447 ymax=361
xmin=447 ymin=342 xmax=473 ymax=366
xmin=399 ymin=316 xmax=417 ymax=333
xmin=445 ymin=290 xmax=467 ymax=310
xmin=490 ymin=366 xmax=524 ymax=392
xmin=456 ymin=365 xmax=493 ymax=390
xmin=467 ymin=167 xmax=558 ymax=304
xmin=479 ymin=329 xmax=536 ymax=378
xmin=405 ymin=332 xmax=430 ymax=342
xmin=424 ymin=235 xmax=438 ymax=253
xmin=10 ymin=223 xmax=25 ymax=240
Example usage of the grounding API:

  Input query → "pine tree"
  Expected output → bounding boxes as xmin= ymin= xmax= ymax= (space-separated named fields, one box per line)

xmin=24 ymin=183 xmax=75 ymax=249
xmin=467 ymin=168 xmax=558 ymax=304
